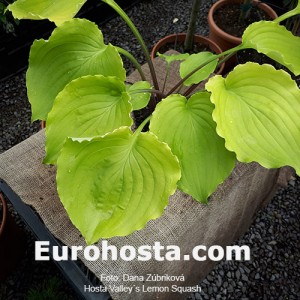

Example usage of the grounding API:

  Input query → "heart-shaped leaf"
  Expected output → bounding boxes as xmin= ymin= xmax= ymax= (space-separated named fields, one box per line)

xmin=179 ymin=52 xmax=218 ymax=86
xmin=56 ymin=127 xmax=181 ymax=244
xmin=45 ymin=75 xmax=132 ymax=164
xmin=206 ymin=62 xmax=300 ymax=175
xmin=150 ymin=93 xmax=236 ymax=202
xmin=126 ymin=81 xmax=151 ymax=110
xmin=27 ymin=18 xmax=126 ymax=121
xmin=241 ymin=21 xmax=300 ymax=75
xmin=7 ymin=0 xmax=87 ymax=26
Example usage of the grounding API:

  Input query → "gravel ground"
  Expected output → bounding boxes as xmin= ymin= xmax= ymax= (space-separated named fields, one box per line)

xmin=189 ymin=178 xmax=300 ymax=300
xmin=0 ymin=0 xmax=299 ymax=299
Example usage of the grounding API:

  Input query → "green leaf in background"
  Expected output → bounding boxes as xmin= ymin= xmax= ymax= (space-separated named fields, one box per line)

xmin=56 ymin=127 xmax=181 ymax=244
xmin=241 ymin=21 xmax=300 ymax=75
xmin=27 ymin=18 xmax=126 ymax=121
xmin=126 ymin=81 xmax=151 ymax=110
xmin=275 ymin=0 xmax=300 ymax=23
xmin=157 ymin=52 xmax=190 ymax=65
xmin=179 ymin=52 xmax=218 ymax=86
xmin=150 ymin=93 xmax=236 ymax=203
xmin=45 ymin=75 xmax=132 ymax=164
xmin=206 ymin=62 xmax=300 ymax=175
xmin=7 ymin=0 xmax=87 ymax=26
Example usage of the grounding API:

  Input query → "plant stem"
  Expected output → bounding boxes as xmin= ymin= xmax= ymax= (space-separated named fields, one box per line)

xmin=217 ymin=52 xmax=236 ymax=67
xmin=184 ymin=86 xmax=206 ymax=98
xmin=176 ymin=83 xmax=184 ymax=94
xmin=102 ymin=0 xmax=160 ymax=95
xmin=184 ymin=0 xmax=202 ymax=52
xmin=116 ymin=46 xmax=146 ymax=81
xmin=275 ymin=4 xmax=300 ymax=23
xmin=129 ymin=88 xmax=166 ymax=98
xmin=133 ymin=115 xmax=152 ymax=137
xmin=162 ymin=64 xmax=170 ymax=94
xmin=182 ymin=84 xmax=198 ymax=97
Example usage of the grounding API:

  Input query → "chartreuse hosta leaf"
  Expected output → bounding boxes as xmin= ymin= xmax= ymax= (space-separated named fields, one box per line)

xmin=157 ymin=52 xmax=190 ymax=64
xmin=206 ymin=62 xmax=300 ymax=175
xmin=126 ymin=81 xmax=151 ymax=110
xmin=179 ymin=52 xmax=218 ymax=86
xmin=45 ymin=75 xmax=132 ymax=164
xmin=27 ymin=18 xmax=126 ymax=121
xmin=241 ymin=21 xmax=300 ymax=75
xmin=56 ymin=127 xmax=181 ymax=244
xmin=150 ymin=92 xmax=236 ymax=202
xmin=7 ymin=0 xmax=86 ymax=26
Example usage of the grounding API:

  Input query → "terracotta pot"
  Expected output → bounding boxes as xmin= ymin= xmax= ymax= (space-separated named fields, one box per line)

xmin=208 ymin=0 xmax=278 ymax=70
xmin=0 ymin=193 xmax=26 ymax=282
xmin=151 ymin=33 xmax=225 ymax=75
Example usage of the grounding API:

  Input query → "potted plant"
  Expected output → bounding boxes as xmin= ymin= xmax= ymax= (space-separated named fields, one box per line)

xmin=208 ymin=0 xmax=278 ymax=70
xmin=151 ymin=0 xmax=225 ymax=75
xmin=7 ymin=0 xmax=300 ymax=245
xmin=0 ymin=193 xmax=26 ymax=281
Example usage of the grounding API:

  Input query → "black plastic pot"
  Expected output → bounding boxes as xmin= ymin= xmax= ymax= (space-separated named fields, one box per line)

xmin=0 ymin=0 xmax=141 ymax=81
xmin=0 ymin=193 xmax=26 ymax=282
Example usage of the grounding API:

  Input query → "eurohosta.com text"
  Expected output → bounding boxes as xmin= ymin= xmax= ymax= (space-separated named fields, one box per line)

xmin=35 ymin=241 xmax=250 ymax=262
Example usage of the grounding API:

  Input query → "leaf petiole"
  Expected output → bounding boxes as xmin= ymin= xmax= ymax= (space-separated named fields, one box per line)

xmin=102 ymin=0 xmax=159 ymax=94
xmin=129 ymin=88 xmax=166 ymax=98
xmin=116 ymin=46 xmax=146 ymax=81
xmin=133 ymin=115 xmax=152 ymax=138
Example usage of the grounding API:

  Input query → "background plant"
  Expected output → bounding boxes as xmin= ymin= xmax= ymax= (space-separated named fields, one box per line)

xmin=0 ymin=0 xmax=18 ymax=34
xmin=25 ymin=276 xmax=73 ymax=300
xmin=284 ymin=0 xmax=300 ymax=33
xmin=7 ymin=0 xmax=300 ymax=244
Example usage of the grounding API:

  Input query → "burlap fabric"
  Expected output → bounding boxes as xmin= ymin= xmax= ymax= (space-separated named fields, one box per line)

xmin=0 ymin=54 xmax=293 ymax=299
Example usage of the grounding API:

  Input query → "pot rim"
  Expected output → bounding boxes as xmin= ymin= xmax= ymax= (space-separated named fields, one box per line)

xmin=0 ymin=193 xmax=7 ymax=237
xmin=208 ymin=0 xmax=278 ymax=44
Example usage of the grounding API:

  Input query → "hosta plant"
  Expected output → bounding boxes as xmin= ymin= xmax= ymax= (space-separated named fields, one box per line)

xmin=8 ymin=0 xmax=300 ymax=244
